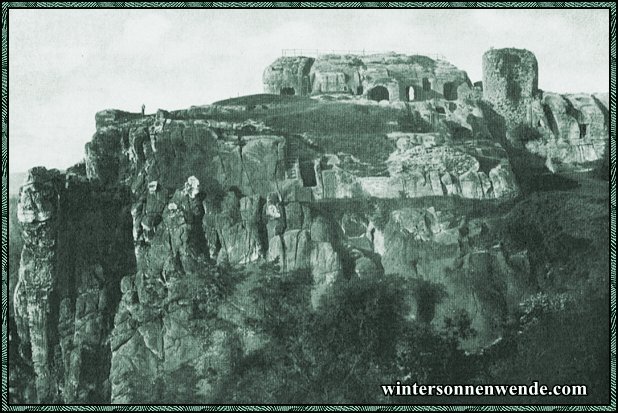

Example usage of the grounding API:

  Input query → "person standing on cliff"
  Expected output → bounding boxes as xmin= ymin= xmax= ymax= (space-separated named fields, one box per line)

xmin=141 ymin=104 xmax=145 ymax=116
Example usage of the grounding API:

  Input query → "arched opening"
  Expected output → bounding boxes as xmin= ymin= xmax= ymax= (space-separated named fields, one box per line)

xmin=299 ymin=161 xmax=317 ymax=187
xmin=406 ymin=85 xmax=420 ymax=102
xmin=357 ymin=85 xmax=364 ymax=95
xmin=368 ymin=86 xmax=389 ymax=102
xmin=411 ymin=280 xmax=445 ymax=324
xmin=443 ymin=82 xmax=457 ymax=100
xmin=280 ymin=87 xmax=295 ymax=96
xmin=407 ymin=86 xmax=415 ymax=101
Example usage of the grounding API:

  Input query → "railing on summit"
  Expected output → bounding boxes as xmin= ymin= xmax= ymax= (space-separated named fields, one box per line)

xmin=281 ymin=49 xmax=446 ymax=60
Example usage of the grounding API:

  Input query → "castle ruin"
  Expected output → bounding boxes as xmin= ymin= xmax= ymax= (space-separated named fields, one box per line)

xmin=264 ymin=48 xmax=608 ymax=169
xmin=263 ymin=52 xmax=473 ymax=103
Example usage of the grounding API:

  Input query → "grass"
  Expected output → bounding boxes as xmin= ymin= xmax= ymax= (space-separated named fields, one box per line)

xmin=263 ymin=101 xmax=401 ymax=135
xmin=172 ymin=95 xmax=407 ymax=169
xmin=212 ymin=94 xmax=312 ymax=107
xmin=256 ymin=101 xmax=405 ymax=171
xmin=176 ymin=94 xmax=404 ymax=135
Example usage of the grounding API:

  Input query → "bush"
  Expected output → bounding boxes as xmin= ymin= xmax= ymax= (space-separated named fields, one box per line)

xmin=215 ymin=271 xmax=476 ymax=403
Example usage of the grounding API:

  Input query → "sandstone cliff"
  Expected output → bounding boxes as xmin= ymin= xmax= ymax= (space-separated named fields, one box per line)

xmin=9 ymin=49 xmax=609 ymax=403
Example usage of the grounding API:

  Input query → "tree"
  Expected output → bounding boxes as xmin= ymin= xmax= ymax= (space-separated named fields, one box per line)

xmin=215 ymin=268 xmax=478 ymax=404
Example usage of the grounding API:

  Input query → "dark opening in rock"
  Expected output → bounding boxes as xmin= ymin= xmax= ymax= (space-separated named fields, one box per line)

xmin=542 ymin=104 xmax=559 ymax=138
xmin=443 ymin=82 xmax=458 ymax=100
xmin=579 ymin=123 xmax=588 ymax=139
xmin=280 ymin=87 xmax=295 ymax=96
xmin=436 ymin=107 xmax=446 ymax=115
xmin=412 ymin=280 xmax=446 ymax=324
xmin=299 ymin=161 xmax=317 ymax=187
xmin=368 ymin=86 xmax=389 ymax=102
xmin=357 ymin=85 xmax=364 ymax=95
xmin=422 ymin=77 xmax=431 ymax=91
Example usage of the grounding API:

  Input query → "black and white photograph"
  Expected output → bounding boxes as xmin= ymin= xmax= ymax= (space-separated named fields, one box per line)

xmin=3 ymin=4 xmax=614 ymax=407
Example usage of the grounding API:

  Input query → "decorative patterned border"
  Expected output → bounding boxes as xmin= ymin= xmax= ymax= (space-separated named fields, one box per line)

xmin=0 ymin=2 xmax=615 ymax=411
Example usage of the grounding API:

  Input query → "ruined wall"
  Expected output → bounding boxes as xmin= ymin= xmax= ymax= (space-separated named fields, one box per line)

xmin=309 ymin=54 xmax=365 ymax=94
xmin=482 ymin=48 xmax=539 ymax=137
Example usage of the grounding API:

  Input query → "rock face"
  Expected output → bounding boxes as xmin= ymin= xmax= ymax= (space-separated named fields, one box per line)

xmin=14 ymin=167 xmax=134 ymax=403
xmin=382 ymin=134 xmax=518 ymax=199
xmin=14 ymin=168 xmax=62 ymax=402
xmin=264 ymin=52 xmax=471 ymax=102
xmin=266 ymin=53 xmax=521 ymax=199
xmin=524 ymin=92 xmax=608 ymax=168
xmin=309 ymin=54 xmax=365 ymax=95
xmin=83 ymin=103 xmax=521 ymax=205
xmin=12 ymin=96 xmax=523 ymax=402
xmin=207 ymin=193 xmax=266 ymax=265
xmin=378 ymin=206 xmax=532 ymax=349
xmin=110 ymin=182 xmax=240 ymax=403
xmin=263 ymin=56 xmax=315 ymax=96
xmin=111 ymin=171 xmax=345 ymax=402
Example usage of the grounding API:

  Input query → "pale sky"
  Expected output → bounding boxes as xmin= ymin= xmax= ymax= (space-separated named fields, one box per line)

xmin=8 ymin=8 xmax=610 ymax=173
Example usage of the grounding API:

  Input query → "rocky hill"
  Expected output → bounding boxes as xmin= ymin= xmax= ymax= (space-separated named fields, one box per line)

xmin=8 ymin=49 xmax=610 ymax=404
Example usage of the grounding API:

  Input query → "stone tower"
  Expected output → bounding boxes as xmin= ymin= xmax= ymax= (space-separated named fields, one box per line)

xmin=482 ymin=48 xmax=539 ymax=132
